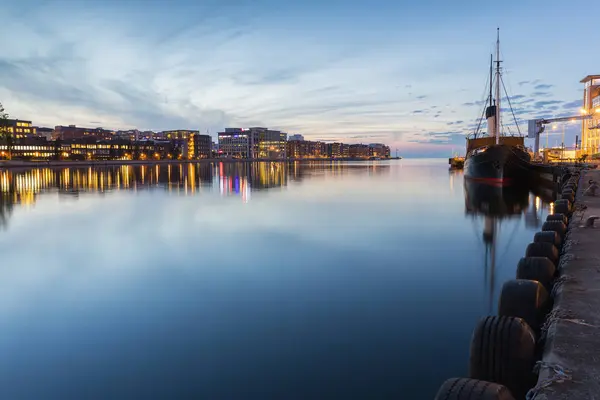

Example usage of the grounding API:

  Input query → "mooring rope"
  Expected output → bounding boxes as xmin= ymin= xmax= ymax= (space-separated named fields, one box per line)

xmin=526 ymin=361 xmax=573 ymax=400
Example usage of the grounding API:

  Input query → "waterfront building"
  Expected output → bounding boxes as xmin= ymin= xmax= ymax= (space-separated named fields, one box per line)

xmin=68 ymin=139 xmax=174 ymax=161
xmin=191 ymin=134 xmax=212 ymax=159
xmin=581 ymin=75 xmax=600 ymax=155
xmin=247 ymin=127 xmax=287 ymax=159
xmin=218 ymin=128 xmax=249 ymax=158
xmin=349 ymin=144 xmax=370 ymax=158
xmin=35 ymin=127 xmax=54 ymax=141
xmin=160 ymin=130 xmax=199 ymax=140
xmin=54 ymin=125 xmax=114 ymax=140
xmin=286 ymin=140 xmax=305 ymax=158
xmin=2 ymin=119 xmax=37 ymax=139
xmin=0 ymin=137 xmax=55 ymax=159
xmin=288 ymin=134 xmax=304 ymax=141
xmin=218 ymin=127 xmax=286 ymax=159
xmin=368 ymin=143 xmax=391 ymax=158
xmin=286 ymin=140 xmax=328 ymax=158
xmin=328 ymin=142 xmax=350 ymax=158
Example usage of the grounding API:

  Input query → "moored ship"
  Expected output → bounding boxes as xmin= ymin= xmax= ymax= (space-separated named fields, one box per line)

xmin=464 ymin=29 xmax=531 ymax=186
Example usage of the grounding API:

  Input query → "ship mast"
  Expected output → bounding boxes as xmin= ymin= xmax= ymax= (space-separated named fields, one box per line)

xmin=495 ymin=28 xmax=501 ymax=144
xmin=489 ymin=54 xmax=493 ymax=108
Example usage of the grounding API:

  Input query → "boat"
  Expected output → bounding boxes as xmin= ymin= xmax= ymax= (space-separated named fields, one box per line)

xmin=464 ymin=29 xmax=531 ymax=186
xmin=449 ymin=156 xmax=465 ymax=170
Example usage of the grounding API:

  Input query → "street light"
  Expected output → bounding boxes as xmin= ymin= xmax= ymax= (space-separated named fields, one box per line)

xmin=581 ymin=108 xmax=587 ymax=114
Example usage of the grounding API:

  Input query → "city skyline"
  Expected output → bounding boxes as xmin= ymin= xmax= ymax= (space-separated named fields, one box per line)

xmin=0 ymin=0 xmax=592 ymax=157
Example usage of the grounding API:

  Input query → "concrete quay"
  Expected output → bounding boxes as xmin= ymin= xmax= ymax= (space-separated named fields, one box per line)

xmin=533 ymin=169 xmax=600 ymax=399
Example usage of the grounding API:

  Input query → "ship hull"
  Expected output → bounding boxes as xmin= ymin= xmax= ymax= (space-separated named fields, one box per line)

xmin=464 ymin=144 xmax=531 ymax=186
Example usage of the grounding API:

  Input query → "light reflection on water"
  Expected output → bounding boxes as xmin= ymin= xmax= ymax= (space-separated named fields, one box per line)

xmin=0 ymin=159 xmax=554 ymax=399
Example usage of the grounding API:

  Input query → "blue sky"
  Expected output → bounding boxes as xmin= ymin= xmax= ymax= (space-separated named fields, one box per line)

xmin=0 ymin=0 xmax=594 ymax=156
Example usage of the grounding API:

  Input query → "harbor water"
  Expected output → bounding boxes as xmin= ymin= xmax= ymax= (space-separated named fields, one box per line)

xmin=0 ymin=159 xmax=554 ymax=399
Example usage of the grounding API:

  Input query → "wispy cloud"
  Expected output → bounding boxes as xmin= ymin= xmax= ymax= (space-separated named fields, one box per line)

xmin=562 ymin=99 xmax=582 ymax=109
xmin=534 ymin=100 xmax=563 ymax=107
xmin=530 ymin=91 xmax=553 ymax=97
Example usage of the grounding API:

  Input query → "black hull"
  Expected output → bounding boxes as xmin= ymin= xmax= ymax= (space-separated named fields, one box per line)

xmin=464 ymin=144 xmax=531 ymax=186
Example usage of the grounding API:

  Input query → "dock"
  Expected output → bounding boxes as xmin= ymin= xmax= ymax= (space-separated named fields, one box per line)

xmin=533 ymin=168 xmax=600 ymax=399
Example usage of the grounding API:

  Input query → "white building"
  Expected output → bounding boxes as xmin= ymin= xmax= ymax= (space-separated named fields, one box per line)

xmin=218 ymin=127 xmax=287 ymax=159
xmin=217 ymin=128 xmax=249 ymax=158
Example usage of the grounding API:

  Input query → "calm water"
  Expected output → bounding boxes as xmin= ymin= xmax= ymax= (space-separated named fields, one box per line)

xmin=0 ymin=159 xmax=553 ymax=399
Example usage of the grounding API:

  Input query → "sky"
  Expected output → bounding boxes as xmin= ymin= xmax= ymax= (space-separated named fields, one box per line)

xmin=0 ymin=0 xmax=596 ymax=157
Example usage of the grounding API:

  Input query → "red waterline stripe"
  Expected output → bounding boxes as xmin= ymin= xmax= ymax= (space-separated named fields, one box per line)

xmin=465 ymin=176 xmax=512 ymax=186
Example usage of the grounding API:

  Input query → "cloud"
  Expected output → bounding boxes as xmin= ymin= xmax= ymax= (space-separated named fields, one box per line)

xmin=405 ymin=130 xmax=466 ymax=145
xmin=562 ymin=100 xmax=582 ymax=109
xmin=534 ymin=100 xmax=563 ymax=108
xmin=518 ymin=81 xmax=530 ymax=86
xmin=504 ymin=94 xmax=526 ymax=102
xmin=534 ymin=84 xmax=554 ymax=90
xmin=416 ymin=95 xmax=427 ymax=99
xmin=348 ymin=134 xmax=389 ymax=140
xmin=462 ymin=100 xmax=486 ymax=107
xmin=530 ymin=91 xmax=552 ymax=97
xmin=447 ymin=120 xmax=464 ymax=125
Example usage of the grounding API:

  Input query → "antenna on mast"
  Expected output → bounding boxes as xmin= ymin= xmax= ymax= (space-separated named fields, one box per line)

xmin=495 ymin=27 xmax=501 ymax=144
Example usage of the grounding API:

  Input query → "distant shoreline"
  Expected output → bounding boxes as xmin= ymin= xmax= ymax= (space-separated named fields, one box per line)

xmin=0 ymin=157 xmax=401 ymax=170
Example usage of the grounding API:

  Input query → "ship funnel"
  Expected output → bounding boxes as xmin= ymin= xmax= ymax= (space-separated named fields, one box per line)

xmin=486 ymin=105 xmax=497 ymax=137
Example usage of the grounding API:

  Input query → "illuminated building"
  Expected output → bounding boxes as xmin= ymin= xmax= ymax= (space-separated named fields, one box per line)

xmin=247 ymin=127 xmax=287 ymax=159
xmin=2 ymin=119 xmax=37 ymax=139
xmin=217 ymin=127 xmax=286 ymax=159
xmin=580 ymin=75 xmax=600 ymax=154
xmin=191 ymin=134 xmax=212 ymax=159
xmin=160 ymin=130 xmax=199 ymax=140
xmin=287 ymin=140 xmax=328 ymax=158
xmin=53 ymin=125 xmax=114 ymax=140
xmin=328 ymin=142 xmax=349 ymax=158
xmin=218 ymin=128 xmax=249 ymax=158
xmin=349 ymin=144 xmax=370 ymax=158
xmin=368 ymin=143 xmax=391 ymax=158
xmin=0 ymin=138 xmax=55 ymax=159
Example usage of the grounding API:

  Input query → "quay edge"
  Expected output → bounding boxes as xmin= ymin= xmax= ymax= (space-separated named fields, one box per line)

xmin=533 ymin=169 xmax=600 ymax=399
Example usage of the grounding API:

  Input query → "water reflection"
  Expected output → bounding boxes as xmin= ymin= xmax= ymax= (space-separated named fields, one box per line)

xmin=464 ymin=180 xmax=555 ymax=314
xmin=0 ymin=159 xmax=560 ymax=399
xmin=0 ymin=161 xmax=390 ymax=229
